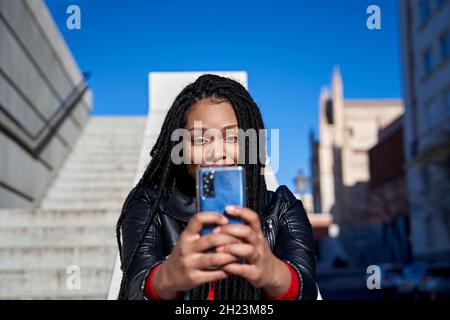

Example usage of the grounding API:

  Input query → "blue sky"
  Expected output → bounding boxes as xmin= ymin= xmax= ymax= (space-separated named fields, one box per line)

xmin=45 ymin=0 xmax=403 ymax=193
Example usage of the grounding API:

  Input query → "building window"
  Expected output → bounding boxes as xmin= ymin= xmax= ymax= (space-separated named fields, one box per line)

xmin=425 ymin=215 xmax=435 ymax=247
xmin=440 ymin=31 xmax=450 ymax=61
xmin=347 ymin=127 xmax=354 ymax=137
xmin=443 ymin=87 xmax=450 ymax=117
xmin=422 ymin=164 xmax=431 ymax=192
xmin=325 ymin=99 xmax=334 ymax=125
xmin=419 ymin=0 xmax=431 ymax=24
xmin=425 ymin=99 xmax=439 ymax=128
xmin=423 ymin=48 xmax=434 ymax=75
xmin=436 ymin=0 xmax=445 ymax=7
xmin=446 ymin=154 xmax=450 ymax=181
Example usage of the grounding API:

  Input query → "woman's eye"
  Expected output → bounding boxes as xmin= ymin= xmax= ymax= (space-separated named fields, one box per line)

xmin=192 ymin=136 xmax=210 ymax=146
xmin=225 ymin=135 xmax=238 ymax=143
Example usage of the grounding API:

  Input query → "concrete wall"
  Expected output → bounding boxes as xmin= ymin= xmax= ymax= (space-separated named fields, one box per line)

xmin=0 ymin=0 xmax=92 ymax=208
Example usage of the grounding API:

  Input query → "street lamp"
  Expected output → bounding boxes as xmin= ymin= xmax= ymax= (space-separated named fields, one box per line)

xmin=294 ymin=169 xmax=309 ymax=202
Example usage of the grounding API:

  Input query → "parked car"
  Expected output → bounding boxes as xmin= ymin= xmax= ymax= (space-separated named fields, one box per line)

xmin=366 ymin=263 xmax=404 ymax=297
xmin=395 ymin=263 xmax=428 ymax=299
xmin=380 ymin=263 xmax=403 ymax=290
xmin=417 ymin=264 xmax=450 ymax=300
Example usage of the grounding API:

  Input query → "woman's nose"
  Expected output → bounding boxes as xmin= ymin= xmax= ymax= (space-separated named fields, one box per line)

xmin=206 ymin=138 xmax=226 ymax=163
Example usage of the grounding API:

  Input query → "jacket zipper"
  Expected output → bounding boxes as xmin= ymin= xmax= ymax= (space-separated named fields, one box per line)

xmin=264 ymin=218 xmax=275 ymax=248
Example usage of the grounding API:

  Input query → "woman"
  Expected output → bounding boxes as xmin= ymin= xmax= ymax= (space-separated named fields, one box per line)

xmin=116 ymin=74 xmax=317 ymax=300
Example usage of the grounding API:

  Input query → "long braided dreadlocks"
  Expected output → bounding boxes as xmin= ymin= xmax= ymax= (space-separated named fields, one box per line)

xmin=116 ymin=74 xmax=268 ymax=300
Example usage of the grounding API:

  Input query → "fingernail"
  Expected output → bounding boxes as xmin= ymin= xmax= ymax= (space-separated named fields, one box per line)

xmin=216 ymin=246 xmax=224 ymax=252
xmin=225 ymin=205 xmax=236 ymax=213
xmin=213 ymin=226 xmax=221 ymax=234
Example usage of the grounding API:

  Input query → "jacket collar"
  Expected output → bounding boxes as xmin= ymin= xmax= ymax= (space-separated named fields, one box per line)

xmin=161 ymin=184 xmax=276 ymax=223
xmin=162 ymin=185 xmax=196 ymax=223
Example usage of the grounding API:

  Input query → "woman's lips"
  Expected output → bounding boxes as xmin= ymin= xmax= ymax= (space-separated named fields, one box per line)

xmin=200 ymin=163 xmax=236 ymax=167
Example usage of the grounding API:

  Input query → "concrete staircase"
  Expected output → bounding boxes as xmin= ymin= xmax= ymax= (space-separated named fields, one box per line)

xmin=0 ymin=116 xmax=146 ymax=299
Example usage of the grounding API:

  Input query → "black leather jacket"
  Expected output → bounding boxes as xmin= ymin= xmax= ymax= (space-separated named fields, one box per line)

xmin=119 ymin=183 xmax=318 ymax=300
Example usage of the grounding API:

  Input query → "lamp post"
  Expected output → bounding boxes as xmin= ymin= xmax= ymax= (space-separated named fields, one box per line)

xmin=294 ymin=169 xmax=309 ymax=202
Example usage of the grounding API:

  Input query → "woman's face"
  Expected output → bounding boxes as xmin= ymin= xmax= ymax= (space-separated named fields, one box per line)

xmin=183 ymin=99 xmax=239 ymax=178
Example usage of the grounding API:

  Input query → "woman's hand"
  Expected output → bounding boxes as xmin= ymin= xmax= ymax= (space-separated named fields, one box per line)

xmin=215 ymin=206 xmax=292 ymax=297
xmin=152 ymin=212 xmax=241 ymax=299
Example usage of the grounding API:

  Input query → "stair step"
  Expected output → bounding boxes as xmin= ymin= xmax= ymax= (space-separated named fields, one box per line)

xmin=44 ymin=191 xmax=129 ymax=202
xmin=47 ymin=179 xmax=134 ymax=189
xmin=1 ymin=294 xmax=107 ymax=300
xmin=62 ymin=160 xmax=139 ymax=169
xmin=82 ymin=127 xmax=143 ymax=131
xmin=49 ymin=180 xmax=135 ymax=190
xmin=83 ymin=124 xmax=145 ymax=129
xmin=79 ymin=124 xmax=145 ymax=129
xmin=0 ymin=245 xmax=117 ymax=270
xmin=44 ymin=188 xmax=130 ymax=199
xmin=42 ymin=193 xmax=127 ymax=203
xmin=51 ymin=171 xmax=136 ymax=179
xmin=0 ymin=267 xmax=113 ymax=299
xmin=67 ymin=143 xmax=142 ymax=150
xmin=61 ymin=164 xmax=138 ymax=172
xmin=0 ymin=209 xmax=120 ymax=227
xmin=52 ymin=171 xmax=136 ymax=181
xmin=0 ymin=225 xmax=117 ymax=248
xmin=75 ymin=135 xmax=143 ymax=140
xmin=40 ymin=200 xmax=125 ymax=210
xmin=73 ymin=146 xmax=142 ymax=152
xmin=64 ymin=153 xmax=139 ymax=159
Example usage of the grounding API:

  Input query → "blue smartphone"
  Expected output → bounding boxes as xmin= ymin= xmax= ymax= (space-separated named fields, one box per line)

xmin=196 ymin=166 xmax=245 ymax=237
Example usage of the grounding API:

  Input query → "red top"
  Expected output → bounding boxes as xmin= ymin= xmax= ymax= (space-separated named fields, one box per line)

xmin=144 ymin=261 xmax=300 ymax=300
